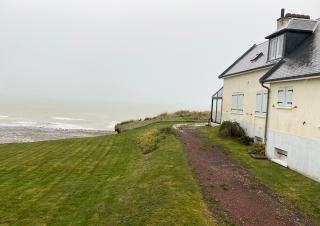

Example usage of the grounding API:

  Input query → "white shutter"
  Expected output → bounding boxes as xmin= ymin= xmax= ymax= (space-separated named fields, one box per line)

xmin=286 ymin=87 xmax=293 ymax=106
xmin=262 ymin=92 xmax=268 ymax=113
xmin=278 ymin=88 xmax=285 ymax=106
xmin=256 ymin=92 xmax=262 ymax=113
xmin=232 ymin=94 xmax=237 ymax=110
xmin=238 ymin=94 xmax=244 ymax=111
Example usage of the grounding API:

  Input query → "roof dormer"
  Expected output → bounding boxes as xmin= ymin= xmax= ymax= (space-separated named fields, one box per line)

xmin=266 ymin=9 xmax=318 ymax=61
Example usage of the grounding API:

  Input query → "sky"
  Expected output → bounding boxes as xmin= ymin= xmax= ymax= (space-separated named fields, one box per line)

xmin=1 ymin=0 xmax=320 ymax=108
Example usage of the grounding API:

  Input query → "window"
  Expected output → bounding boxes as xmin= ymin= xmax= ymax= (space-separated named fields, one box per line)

xmin=250 ymin=52 xmax=263 ymax=62
xmin=268 ymin=34 xmax=284 ymax=60
xmin=278 ymin=87 xmax=293 ymax=107
xmin=255 ymin=91 xmax=268 ymax=115
xmin=232 ymin=92 xmax=244 ymax=112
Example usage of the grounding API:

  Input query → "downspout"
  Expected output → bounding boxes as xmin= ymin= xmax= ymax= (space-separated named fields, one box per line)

xmin=261 ymin=82 xmax=270 ymax=143
xmin=210 ymin=94 xmax=214 ymax=123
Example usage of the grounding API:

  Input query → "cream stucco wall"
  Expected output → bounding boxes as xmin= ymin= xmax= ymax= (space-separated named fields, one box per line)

xmin=268 ymin=77 xmax=320 ymax=139
xmin=266 ymin=77 xmax=320 ymax=181
xmin=221 ymin=69 xmax=270 ymax=139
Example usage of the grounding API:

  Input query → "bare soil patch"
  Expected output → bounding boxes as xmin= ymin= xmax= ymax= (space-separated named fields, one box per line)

xmin=178 ymin=127 xmax=313 ymax=226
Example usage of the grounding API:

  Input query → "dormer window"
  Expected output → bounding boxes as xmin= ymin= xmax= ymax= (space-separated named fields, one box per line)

xmin=268 ymin=34 xmax=284 ymax=60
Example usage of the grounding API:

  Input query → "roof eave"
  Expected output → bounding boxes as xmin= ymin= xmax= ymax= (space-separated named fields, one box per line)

xmin=265 ymin=29 xmax=314 ymax=39
xmin=262 ymin=72 xmax=320 ymax=83
xmin=221 ymin=64 xmax=275 ymax=79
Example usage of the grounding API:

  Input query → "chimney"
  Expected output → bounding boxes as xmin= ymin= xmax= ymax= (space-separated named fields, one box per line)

xmin=277 ymin=8 xmax=289 ymax=29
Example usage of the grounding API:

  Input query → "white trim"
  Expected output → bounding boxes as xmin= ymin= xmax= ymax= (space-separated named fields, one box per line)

xmin=223 ymin=66 xmax=273 ymax=79
xmin=231 ymin=112 xmax=244 ymax=115
xmin=264 ymin=74 xmax=320 ymax=84
xmin=271 ymin=159 xmax=288 ymax=167
xmin=276 ymin=106 xmax=293 ymax=110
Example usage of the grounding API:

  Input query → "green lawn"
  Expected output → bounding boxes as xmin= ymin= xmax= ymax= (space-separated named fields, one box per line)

xmin=200 ymin=126 xmax=320 ymax=226
xmin=0 ymin=122 xmax=215 ymax=226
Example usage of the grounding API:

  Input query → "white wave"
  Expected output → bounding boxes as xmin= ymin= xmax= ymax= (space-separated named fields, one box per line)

xmin=53 ymin=117 xmax=84 ymax=121
xmin=0 ymin=115 xmax=9 ymax=119
xmin=17 ymin=121 xmax=38 ymax=127
xmin=45 ymin=122 xmax=96 ymax=130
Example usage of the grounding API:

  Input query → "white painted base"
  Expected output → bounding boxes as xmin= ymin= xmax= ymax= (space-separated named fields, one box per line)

xmin=266 ymin=129 xmax=320 ymax=182
xmin=271 ymin=159 xmax=288 ymax=168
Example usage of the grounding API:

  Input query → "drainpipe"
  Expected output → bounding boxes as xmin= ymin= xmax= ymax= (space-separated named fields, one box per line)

xmin=261 ymin=82 xmax=270 ymax=143
xmin=210 ymin=94 xmax=214 ymax=123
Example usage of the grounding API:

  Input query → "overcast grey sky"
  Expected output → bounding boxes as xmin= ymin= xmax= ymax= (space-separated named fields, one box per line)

xmin=1 ymin=0 xmax=319 ymax=107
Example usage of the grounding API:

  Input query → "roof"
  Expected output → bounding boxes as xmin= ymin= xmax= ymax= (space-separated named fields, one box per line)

xmin=218 ymin=41 xmax=277 ymax=79
xmin=261 ymin=22 xmax=320 ymax=82
xmin=265 ymin=18 xmax=318 ymax=39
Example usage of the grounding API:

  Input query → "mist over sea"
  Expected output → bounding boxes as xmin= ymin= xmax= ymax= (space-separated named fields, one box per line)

xmin=0 ymin=98 xmax=208 ymax=131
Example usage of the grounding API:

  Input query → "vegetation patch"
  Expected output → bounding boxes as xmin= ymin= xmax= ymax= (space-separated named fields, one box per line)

xmin=137 ymin=129 xmax=162 ymax=154
xmin=115 ymin=110 xmax=209 ymax=132
xmin=248 ymin=143 xmax=266 ymax=156
xmin=219 ymin=121 xmax=245 ymax=138
xmin=239 ymin=136 xmax=254 ymax=146
xmin=0 ymin=121 xmax=215 ymax=225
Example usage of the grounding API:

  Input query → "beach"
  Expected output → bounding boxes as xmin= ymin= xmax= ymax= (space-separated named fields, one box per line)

xmin=0 ymin=126 xmax=114 ymax=144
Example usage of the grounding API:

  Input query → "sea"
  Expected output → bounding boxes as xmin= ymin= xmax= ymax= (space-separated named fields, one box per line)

xmin=0 ymin=98 xmax=208 ymax=131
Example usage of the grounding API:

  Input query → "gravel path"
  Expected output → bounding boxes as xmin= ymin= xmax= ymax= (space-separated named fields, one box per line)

xmin=178 ymin=127 xmax=312 ymax=226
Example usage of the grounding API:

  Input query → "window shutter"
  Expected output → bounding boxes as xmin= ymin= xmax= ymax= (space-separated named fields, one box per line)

xmin=232 ymin=94 xmax=237 ymax=110
xmin=256 ymin=92 xmax=262 ymax=113
xmin=278 ymin=88 xmax=285 ymax=105
xmin=238 ymin=94 xmax=244 ymax=111
xmin=262 ymin=92 xmax=268 ymax=113
xmin=286 ymin=87 xmax=293 ymax=106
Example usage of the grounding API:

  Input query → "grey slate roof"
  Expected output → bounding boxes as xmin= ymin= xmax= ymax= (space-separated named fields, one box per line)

xmin=266 ymin=19 xmax=318 ymax=39
xmin=261 ymin=23 xmax=320 ymax=82
xmin=218 ymin=41 xmax=277 ymax=78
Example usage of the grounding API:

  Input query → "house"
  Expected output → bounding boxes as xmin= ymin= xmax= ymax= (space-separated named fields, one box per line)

xmin=211 ymin=9 xmax=320 ymax=182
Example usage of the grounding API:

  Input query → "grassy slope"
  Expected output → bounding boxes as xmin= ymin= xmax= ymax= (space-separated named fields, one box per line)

xmin=0 ymin=122 xmax=215 ymax=226
xmin=200 ymin=126 xmax=320 ymax=225
xmin=115 ymin=111 xmax=209 ymax=132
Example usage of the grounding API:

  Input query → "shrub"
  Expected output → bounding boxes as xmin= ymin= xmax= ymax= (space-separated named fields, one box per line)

xmin=219 ymin=121 xmax=245 ymax=138
xmin=137 ymin=129 xmax=161 ymax=154
xmin=240 ymin=136 xmax=254 ymax=146
xmin=248 ymin=143 xmax=266 ymax=156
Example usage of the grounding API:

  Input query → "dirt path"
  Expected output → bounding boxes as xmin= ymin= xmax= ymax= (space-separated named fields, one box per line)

xmin=178 ymin=127 xmax=312 ymax=226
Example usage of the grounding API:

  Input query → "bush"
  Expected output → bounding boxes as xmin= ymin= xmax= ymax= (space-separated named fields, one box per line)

xmin=219 ymin=121 xmax=245 ymax=138
xmin=240 ymin=136 xmax=254 ymax=146
xmin=248 ymin=143 xmax=266 ymax=156
xmin=137 ymin=129 xmax=161 ymax=154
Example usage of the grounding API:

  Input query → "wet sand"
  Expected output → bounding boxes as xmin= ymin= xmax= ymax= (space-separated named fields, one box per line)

xmin=0 ymin=126 xmax=114 ymax=144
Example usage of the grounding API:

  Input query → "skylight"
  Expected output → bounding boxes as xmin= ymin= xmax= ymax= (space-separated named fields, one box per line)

xmin=250 ymin=52 xmax=263 ymax=62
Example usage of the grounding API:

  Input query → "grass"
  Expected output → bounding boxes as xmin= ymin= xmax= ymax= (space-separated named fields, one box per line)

xmin=0 ymin=121 xmax=215 ymax=226
xmin=200 ymin=126 xmax=320 ymax=225
xmin=115 ymin=110 xmax=209 ymax=132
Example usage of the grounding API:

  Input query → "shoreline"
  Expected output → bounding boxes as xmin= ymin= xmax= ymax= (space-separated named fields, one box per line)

xmin=0 ymin=126 xmax=115 ymax=144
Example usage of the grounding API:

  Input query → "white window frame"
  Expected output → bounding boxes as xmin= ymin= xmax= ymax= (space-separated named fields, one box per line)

xmin=255 ymin=91 xmax=268 ymax=117
xmin=268 ymin=34 xmax=284 ymax=60
xmin=277 ymin=87 xmax=293 ymax=108
xmin=231 ymin=92 xmax=244 ymax=113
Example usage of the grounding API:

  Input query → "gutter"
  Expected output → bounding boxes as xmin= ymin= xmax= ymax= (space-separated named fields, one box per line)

xmin=261 ymin=81 xmax=270 ymax=144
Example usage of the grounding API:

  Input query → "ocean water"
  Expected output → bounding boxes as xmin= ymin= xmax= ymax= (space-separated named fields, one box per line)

xmin=0 ymin=98 xmax=208 ymax=131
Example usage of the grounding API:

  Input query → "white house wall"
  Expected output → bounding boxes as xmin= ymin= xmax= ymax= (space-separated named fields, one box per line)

xmin=267 ymin=77 xmax=320 ymax=181
xmin=221 ymin=69 xmax=269 ymax=139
